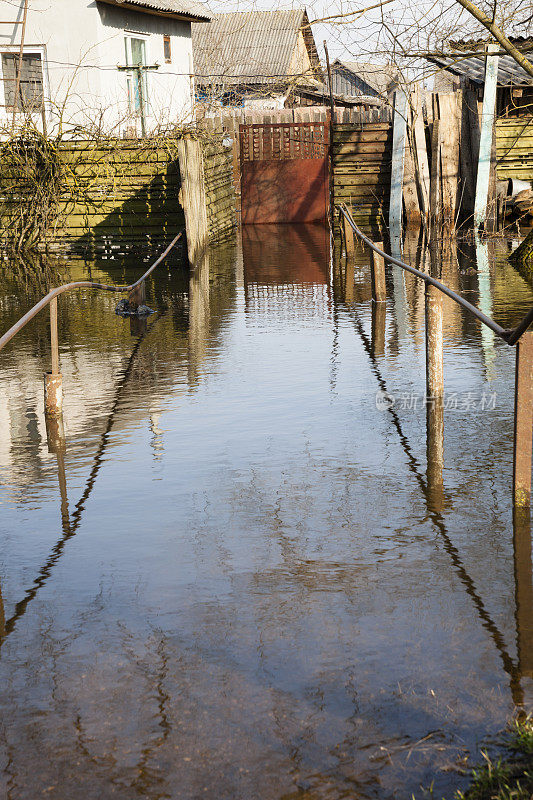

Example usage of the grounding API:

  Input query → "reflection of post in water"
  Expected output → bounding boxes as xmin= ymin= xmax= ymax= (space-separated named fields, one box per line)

xmin=426 ymin=397 xmax=444 ymax=513
xmin=45 ymin=413 xmax=70 ymax=533
xmin=514 ymin=508 xmax=533 ymax=681
xmin=371 ymin=299 xmax=386 ymax=358
xmin=343 ymin=257 xmax=354 ymax=303
xmin=188 ymin=253 xmax=210 ymax=385
xmin=0 ymin=578 xmax=4 ymax=638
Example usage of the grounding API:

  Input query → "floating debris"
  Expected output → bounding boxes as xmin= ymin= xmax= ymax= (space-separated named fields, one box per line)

xmin=115 ymin=299 xmax=155 ymax=317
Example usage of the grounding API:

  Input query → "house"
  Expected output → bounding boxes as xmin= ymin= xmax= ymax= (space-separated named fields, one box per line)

xmin=426 ymin=37 xmax=533 ymax=117
xmin=0 ymin=0 xmax=210 ymax=136
xmin=331 ymin=60 xmax=400 ymax=103
xmin=191 ymin=9 xmax=325 ymax=111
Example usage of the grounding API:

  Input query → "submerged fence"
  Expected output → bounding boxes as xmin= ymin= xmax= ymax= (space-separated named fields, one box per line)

xmin=0 ymin=231 xmax=183 ymax=416
xmin=339 ymin=203 xmax=533 ymax=508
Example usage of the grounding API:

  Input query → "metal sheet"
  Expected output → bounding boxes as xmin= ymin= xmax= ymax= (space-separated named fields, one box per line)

xmin=240 ymin=121 xmax=329 ymax=224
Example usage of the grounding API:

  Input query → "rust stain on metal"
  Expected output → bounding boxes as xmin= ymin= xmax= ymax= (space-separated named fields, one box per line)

xmin=240 ymin=122 xmax=329 ymax=224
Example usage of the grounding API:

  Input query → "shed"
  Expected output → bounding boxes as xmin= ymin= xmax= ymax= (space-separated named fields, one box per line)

xmin=331 ymin=60 xmax=400 ymax=102
xmin=426 ymin=38 xmax=533 ymax=116
xmin=191 ymin=9 xmax=325 ymax=110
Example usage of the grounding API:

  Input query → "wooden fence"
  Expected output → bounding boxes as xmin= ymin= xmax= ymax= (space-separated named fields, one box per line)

xmin=496 ymin=117 xmax=533 ymax=180
xmin=333 ymin=122 xmax=393 ymax=229
xmin=0 ymin=134 xmax=236 ymax=252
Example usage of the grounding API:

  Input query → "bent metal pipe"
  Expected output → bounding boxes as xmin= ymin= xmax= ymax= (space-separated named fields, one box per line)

xmin=0 ymin=231 xmax=183 ymax=354
xmin=338 ymin=205 xmax=533 ymax=345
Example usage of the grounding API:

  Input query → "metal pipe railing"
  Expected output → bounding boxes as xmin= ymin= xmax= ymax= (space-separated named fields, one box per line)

xmin=338 ymin=204 xmax=533 ymax=345
xmin=338 ymin=203 xmax=533 ymax=508
xmin=0 ymin=231 xmax=183 ymax=354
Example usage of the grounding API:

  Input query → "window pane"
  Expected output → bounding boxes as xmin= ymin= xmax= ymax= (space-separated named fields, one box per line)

xmin=130 ymin=38 xmax=146 ymax=66
xmin=2 ymin=53 xmax=43 ymax=112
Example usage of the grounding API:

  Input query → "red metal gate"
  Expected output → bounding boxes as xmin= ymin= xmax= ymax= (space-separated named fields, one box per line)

xmin=239 ymin=122 xmax=329 ymax=225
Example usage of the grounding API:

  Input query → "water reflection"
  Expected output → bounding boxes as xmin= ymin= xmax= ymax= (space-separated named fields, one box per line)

xmin=0 ymin=225 xmax=533 ymax=798
xmin=514 ymin=509 xmax=533 ymax=680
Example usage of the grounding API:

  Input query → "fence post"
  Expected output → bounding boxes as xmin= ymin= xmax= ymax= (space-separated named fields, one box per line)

xmin=371 ymin=243 xmax=386 ymax=302
xmin=513 ymin=331 xmax=533 ymax=507
xmin=44 ymin=296 xmax=62 ymax=415
xmin=344 ymin=215 xmax=355 ymax=259
xmin=178 ymin=134 xmax=208 ymax=266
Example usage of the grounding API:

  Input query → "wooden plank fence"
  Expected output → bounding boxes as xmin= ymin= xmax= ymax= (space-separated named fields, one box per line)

xmin=333 ymin=122 xmax=393 ymax=229
xmin=496 ymin=117 xmax=533 ymax=180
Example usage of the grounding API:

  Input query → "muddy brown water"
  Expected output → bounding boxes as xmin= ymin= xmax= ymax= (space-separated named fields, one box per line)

xmin=0 ymin=225 xmax=532 ymax=799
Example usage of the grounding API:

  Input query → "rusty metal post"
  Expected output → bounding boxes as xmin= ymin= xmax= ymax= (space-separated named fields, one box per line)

xmin=128 ymin=280 xmax=145 ymax=311
xmin=425 ymin=281 xmax=444 ymax=513
xmin=513 ymin=331 xmax=533 ymax=507
xmin=371 ymin=243 xmax=387 ymax=302
xmin=425 ymin=283 xmax=443 ymax=402
xmin=44 ymin=296 xmax=62 ymax=415
xmin=50 ymin=296 xmax=59 ymax=374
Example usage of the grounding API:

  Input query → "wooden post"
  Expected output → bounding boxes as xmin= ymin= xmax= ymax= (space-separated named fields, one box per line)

xmin=371 ymin=243 xmax=387 ymax=302
xmin=474 ymin=43 xmax=500 ymax=230
xmin=389 ymin=89 xmax=407 ymax=246
xmin=178 ymin=134 xmax=208 ymax=266
xmin=411 ymin=86 xmax=430 ymax=225
xmin=403 ymin=124 xmax=421 ymax=226
xmin=513 ymin=331 xmax=533 ymax=507
xmin=429 ymin=119 xmax=442 ymax=226
xmin=438 ymin=93 xmax=461 ymax=230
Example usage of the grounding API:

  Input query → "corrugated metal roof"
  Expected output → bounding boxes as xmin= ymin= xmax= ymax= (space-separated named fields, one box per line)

xmin=332 ymin=60 xmax=400 ymax=95
xmin=98 ymin=0 xmax=210 ymax=23
xmin=426 ymin=51 xmax=533 ymax=86
xmin=192 ymin=10 xmax=319 ymax=86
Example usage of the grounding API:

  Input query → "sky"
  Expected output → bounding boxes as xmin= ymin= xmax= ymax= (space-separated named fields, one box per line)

xmin=203 ymin=0 xmax=532 ymax=79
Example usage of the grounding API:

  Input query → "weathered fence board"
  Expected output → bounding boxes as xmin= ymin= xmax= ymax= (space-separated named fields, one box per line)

xmin=496 ymin=117 xmax=533 ymax=180
xmin=332 ymin=120 xmax=393 ymax=229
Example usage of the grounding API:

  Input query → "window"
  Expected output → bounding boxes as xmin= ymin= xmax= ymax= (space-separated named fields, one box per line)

xmin=2 ymin=53 xmax=43 ymax=112
xmin=124 ymin=35 xmax=149 ymax=116
xmin=164 ymin=35 xmax=171 ymax=64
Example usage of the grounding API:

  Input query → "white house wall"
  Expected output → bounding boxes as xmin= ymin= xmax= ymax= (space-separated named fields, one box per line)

xmin=0 ymin=0 xmax=197 ymax=135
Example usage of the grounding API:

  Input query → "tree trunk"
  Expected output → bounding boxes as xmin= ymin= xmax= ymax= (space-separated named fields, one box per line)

xmin=510 ymin=228 xmax=533 ymax=277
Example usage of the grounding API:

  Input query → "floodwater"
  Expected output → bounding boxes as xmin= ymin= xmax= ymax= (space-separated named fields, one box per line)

xmin=0 ymin=224 xmax=532 ymax=800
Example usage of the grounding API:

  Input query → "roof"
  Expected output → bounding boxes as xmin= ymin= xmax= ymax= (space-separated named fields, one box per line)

xmin=426 ymin=49 xmax=533 ymax=87
xmin=192 ymin=10 xmax=322 ymax=86
xmin=98 ymin=0 xmax=210 ymax=23
xmin=332 ymin=60 xmax=400 ymax=95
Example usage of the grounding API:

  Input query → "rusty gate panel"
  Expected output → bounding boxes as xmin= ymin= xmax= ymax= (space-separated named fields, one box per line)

xmin=240 ymin=122 xmax=329 ymax=225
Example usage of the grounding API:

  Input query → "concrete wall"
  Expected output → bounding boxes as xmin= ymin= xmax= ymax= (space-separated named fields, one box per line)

xmin=0 ymin=0 xmax=198 ymax=135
